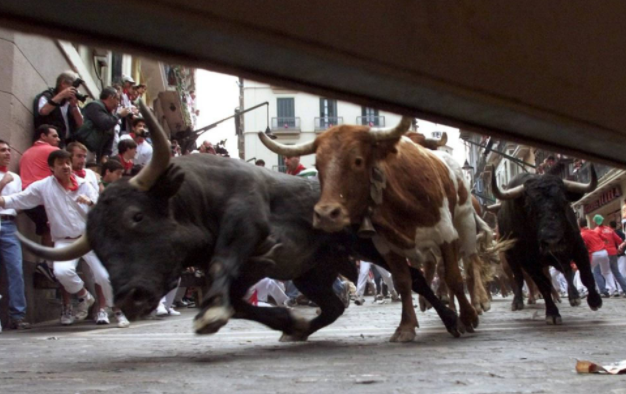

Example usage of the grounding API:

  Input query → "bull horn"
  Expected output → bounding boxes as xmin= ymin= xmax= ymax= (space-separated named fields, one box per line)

xmin=257 ymin=132 xmax=316 ymax=157
xmin=368 ymin=116 xmax=412 ymax=141
xmin=563 ymin=164 xmax=597 ymax=194
xmin=128 ymin=100 xmax=171 ymax=191
xmin=17 ymin=232 xmax=90 ymax=261
xmin=491 ymin=172 xmax=525 ymax=200
xmin=425 ymin=131 xmax=448 ymax=147
xmin=486 ymin=203 xmax=501 ymax=212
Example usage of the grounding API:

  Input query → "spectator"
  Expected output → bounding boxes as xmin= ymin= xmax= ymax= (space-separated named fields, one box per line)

xmin=34 ymin=71 xmax=83 ymax=146
xmin=580 ymin=217 xmax=610 ymax=296
xmin=0 ymin=140 xmax=31 ymax=330
xmin=594 ymin=214 xmax=626 ymax=297
xmin=117 ymin=139 xmax=138 ymax=175
xmin=255 ymin=159 xmax=265 ymax=167
xmin=134 ymin=84 xmax=147 ymax=99
xmin=121 ymin=118 xmax=152 ymax=167
xmin=67 ymin=142 xmax=99 ymax=192
xmin=284 ymin=156 xmax=305 ymax=175
xmin=99 ymin=159 xmax=124 ymax=192
xmin=74 ymin=87 xmax=132 ymax=163
xmin=0 ymin=150 xmax=130 ymax=327
xmin=19 ymin=124 xmax=60 ymax=273
xmin=198 ymin=141 xmax=217 ymax=155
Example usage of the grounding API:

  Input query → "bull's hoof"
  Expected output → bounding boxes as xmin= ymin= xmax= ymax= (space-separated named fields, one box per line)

xmin=460 ymin=310 xmax=479 ymax=333
xmin=569 ymin=297 xmax=582 ymax=307
xmin=527 ymin=298 xmax=536 ymax=305
xmin=441 ymin=309 xmax=461 ymax=338
xmin=279 ymin=333 xmax=309 ymax=342
xmin=389 ymin=327 xmax=416 ymax=343
xmin=440 ymin=293 xmax=450 ymax=305
xmin=481 ymin=300 xmax=491 ymax=312
xmin=511 ymin=299 xmax=524 ymax=311
xmin=193 ymin=306 xmax=234 ymax=335
xmin=546 ymin=315 xmax=562 ymax=325
xmin=587 ymin=292 xmax=602 ymax=311
xmin=474 ymin=303 xmax=484 ymax=315
xmin=418 ymin=296 xmax=427 ymax=312
xmin=280 ymin=315 xmax=310 ymax=342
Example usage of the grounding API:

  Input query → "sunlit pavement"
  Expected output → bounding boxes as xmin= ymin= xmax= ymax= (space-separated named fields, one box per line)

xmin=1 ymin=295 xmax=626 ymax=393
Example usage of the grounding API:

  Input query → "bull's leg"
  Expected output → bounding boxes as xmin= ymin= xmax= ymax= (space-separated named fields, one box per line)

xmin=543 ymin=266 xmax=562 ymax=304
xmin=436 ymin=260 xmax=451 ymax=306
xmin=441 ymin=241 xmax=478 ymax=333
xmin=562 ymin=266 xmax=580 ymax=306
xmin=463 ymin=257 xmax=480 ymax=315
xmin=527 ymin=264 xmax=561 ymax=325
xmin=419 ymin=260 xmax=436 ymax=312
xmin=194 ymin=206 xmax=272 ymax=335
xmin=472 ymin=254 xmax=491 ymax=312
xmin=385 ymin=253 xmax=418 ymax=342
xmin=524 ymin=271 xmax=538 ymax=304
xmin=571 ymin=238 xmax=602 ymax=311
xmin=505 ymin=255 xmax=525 ymax=311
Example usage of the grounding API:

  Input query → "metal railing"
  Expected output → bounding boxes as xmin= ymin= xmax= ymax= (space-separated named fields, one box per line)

xmin=271 ymin=117 xmax=301 ymax=132
xmin=314 ymin=116 xmax=343 ymax=131
xmin=357 ymin=116 xmax=385 ymax=127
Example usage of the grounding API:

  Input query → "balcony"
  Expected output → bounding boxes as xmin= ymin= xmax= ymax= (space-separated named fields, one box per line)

xmin=357 ymin=116 xmax=385 ymax=127
xmin=314 ymin=116 xmax=344 ymax=132
xmin=271 ymin=117 xmax=301 ymax=134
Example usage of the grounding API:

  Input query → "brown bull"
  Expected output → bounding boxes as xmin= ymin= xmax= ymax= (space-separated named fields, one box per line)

xmin=259 ymin=118 xmax=492 ymax=341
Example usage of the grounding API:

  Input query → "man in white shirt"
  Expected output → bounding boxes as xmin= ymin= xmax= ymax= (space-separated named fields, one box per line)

xmin=120 ymin=118 xmax=152 ymax=167
xmin=0 ymin=150 xmax=116 ymax=327
xmin=0 ymin=140 xmax=31 ymax=330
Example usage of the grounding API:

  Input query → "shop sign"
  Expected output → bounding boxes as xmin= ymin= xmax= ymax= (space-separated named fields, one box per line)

xmin=584 ymin=186 xmax=622 ymax=214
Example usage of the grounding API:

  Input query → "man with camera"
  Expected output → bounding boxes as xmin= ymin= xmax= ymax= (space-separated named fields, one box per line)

xmin=34 ymin=71 xmax=84 ymax=147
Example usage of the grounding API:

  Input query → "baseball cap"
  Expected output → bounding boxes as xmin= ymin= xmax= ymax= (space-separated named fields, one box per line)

xmin=122 ymin=75 xmax=136 ymax=85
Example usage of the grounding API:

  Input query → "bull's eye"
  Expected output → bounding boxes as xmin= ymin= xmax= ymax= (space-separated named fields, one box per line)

xmin=354 ymin=157 xmax=363 ymax=167
xmin=133 ymin=213 xmax=144 ymax=223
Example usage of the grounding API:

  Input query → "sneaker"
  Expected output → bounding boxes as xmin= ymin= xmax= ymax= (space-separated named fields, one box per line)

xmin=167 ymin=307 xmax=181 ymax=316
xmin=390 ymin=290 xmax=401 ymax=302
xmin=601 ymin=292 xmax=610 ymax=298
xmin=9 ymin=318 xmax=31 ymax=330
xmin=96 ymin=309 xmax=110 ymax=325
xmin=156 ymin=302 xmax=169 ymax=316
xmin=36 ymin=262 xmax=57 ymax=283
xmin=74 ymin=291 xmax=95 ymax=321
xmin=612 ymin=291 xmax=621 ymax=298
xmin=375 ymin=293 xmax=384 ymax=301
xmin=60 ymin=304 xmax=75 ymax=326
xmin=114 ymin=311 xmax=130 ymax=328
xmin=283 ymin=298 xmax=297 ymax=308
xmin=354 ymin=297 xmax=365 ymax=306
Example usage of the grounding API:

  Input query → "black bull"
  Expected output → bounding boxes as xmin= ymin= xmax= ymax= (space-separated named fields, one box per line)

xmin=21 ymin=154 xmax=460 ymax=340
xmin=491 ymin=170 xmax=602 ymax=324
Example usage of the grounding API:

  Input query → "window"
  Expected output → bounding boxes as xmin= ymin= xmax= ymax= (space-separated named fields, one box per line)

xmin=111 ymin=52 xmax=123 ymax=83
xmin=277 ymin=98 xmax=295 ymax=127
xmin=319 ymin=98 xmax=338 ymax=129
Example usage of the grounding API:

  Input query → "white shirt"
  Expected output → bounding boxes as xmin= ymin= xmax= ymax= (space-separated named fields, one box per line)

xmin=120 ymin=135 xmax=153 ymax=166
xmin=0 ymin=170 xmax=22 ymax=216
xmin=38 ymin=96 xmax=70 ymax=136
xmin=77 ymin=169 xmax=99 ymax=193
xmin=4 ymin=175 xmax=99 ymax=242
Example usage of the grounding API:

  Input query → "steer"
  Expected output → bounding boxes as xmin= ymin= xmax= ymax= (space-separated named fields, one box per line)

xmin=258 ymin=118 xmax=492 ymax=341
xmin=18 ymin=101 xmax=461 ymax=341
xmin=489 ymin=169 xmax=602 ymax=324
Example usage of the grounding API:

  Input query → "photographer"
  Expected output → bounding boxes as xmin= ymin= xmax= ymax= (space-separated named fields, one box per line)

xmin=34 ymin=71 xmax=84 ymax=147
xmin=73 ymin=87 xmax=132 ymax=163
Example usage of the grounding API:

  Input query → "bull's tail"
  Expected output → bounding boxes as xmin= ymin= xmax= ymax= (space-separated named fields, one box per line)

xmin=475 ymin=213 xmax=494 ymax=249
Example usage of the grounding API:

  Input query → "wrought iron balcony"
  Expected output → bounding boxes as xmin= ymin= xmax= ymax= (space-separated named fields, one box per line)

xmin=271 ymin=117 xmax=301 ymax=133
xmin=314 ymin=116 xmax=343 ymax=131
xmin=357 ymin=116 xmax=385 ymax=127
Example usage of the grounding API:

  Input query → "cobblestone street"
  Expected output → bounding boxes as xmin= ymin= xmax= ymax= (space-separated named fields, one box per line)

xmin=1 ymin=296 xmax=626 ymax=393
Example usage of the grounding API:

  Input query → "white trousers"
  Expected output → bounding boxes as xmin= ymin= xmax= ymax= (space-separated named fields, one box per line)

xmin=549 ymin=267 xmax=568 ymax=293
xmin=618 ymin=256 xmax=626 ymax=279
xmin=160 ymin=278 xmax=181 ymax=308
xmin=53 ymin=239 xmax=113 ymax=306
xmin=356 ymin=262 xmax=395 ymax=297
xmin=250 ymin=278 xmax=289 ymax=305
xmin=596 ymin=252 xmax=617 ymax=293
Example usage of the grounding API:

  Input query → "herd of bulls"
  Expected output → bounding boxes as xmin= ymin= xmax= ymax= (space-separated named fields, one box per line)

xmin=20 ymin=101 xmax=602 ymax=343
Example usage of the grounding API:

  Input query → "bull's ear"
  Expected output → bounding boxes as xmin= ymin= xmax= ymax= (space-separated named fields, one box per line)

xmin=149 ymin=164 xmax=185 ymax=199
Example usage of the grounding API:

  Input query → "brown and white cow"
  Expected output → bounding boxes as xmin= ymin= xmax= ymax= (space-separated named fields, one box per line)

xmin=259 ymin=117 xmax=491 ymax=342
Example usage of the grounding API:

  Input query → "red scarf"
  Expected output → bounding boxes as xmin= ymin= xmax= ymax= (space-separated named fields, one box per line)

xmin=74 ymin=169 xmax=86 ymax=178
xmin=0 ymin=166 xmax=7 ymax=173
xmin=55 ymin=174 xmax=79 ymax=191
xmin=118 ymin=155 xmax=134 ymax=171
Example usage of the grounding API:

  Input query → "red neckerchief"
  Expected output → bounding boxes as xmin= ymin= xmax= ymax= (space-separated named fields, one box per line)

xmin=118 ymin=154 xmax=134 ymax=171
xmin=55 ymin=174 xmax=79 ymax=191
xmin=74 ymin=169 xmax=86 ymax=178
xmin=0 ymin=166 xmax=7 ymax=173
xmin=287 ymin=164 xmax=306 ymax=176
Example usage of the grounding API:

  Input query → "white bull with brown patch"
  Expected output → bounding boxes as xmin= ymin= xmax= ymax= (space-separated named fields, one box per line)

xmin=259 ymin=117 xmax=491 ymax=342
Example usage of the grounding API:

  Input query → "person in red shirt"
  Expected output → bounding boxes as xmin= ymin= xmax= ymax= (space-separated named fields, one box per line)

xmin=593 ymin=214 xmax=626 ymax=297
xmin=579 ymin=217 xmax=610 ymax=297
xmin=284 ymin=155 xmax=305 ymax=175
xmin=19 ymin=124 xmax=60 ymax=250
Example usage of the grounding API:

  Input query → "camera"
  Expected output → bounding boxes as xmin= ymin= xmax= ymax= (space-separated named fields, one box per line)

xmin=71 ymin=78 xmax=88 ymax=103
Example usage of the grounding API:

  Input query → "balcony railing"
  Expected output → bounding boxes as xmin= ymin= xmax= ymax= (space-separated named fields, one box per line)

xmin=357 ymin=116 xmax=385 ymax=127
xmin=314 ymin=116 xmax=344 ymax=131
xmin=271 ymin=117 xmax=301 ymax=133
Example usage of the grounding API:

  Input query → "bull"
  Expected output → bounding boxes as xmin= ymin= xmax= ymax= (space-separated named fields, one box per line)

xmin=489 ymin=169 xmax=602 ymax=323
xmin=18 ymin=101 xmax=461 ymax=341
xmin=258 ymin=117 xmax=492 ymax=342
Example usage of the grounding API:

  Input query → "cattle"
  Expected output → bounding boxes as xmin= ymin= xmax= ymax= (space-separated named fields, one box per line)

xmin=258 ymin=117 xmax=492 ymax=342
xmin=489 ymin=168 xmax=602 ymax=324
xmin=18 ymin=101 xmax=461 ymax=342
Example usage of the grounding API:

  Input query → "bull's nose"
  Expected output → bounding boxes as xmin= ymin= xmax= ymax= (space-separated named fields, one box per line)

xmin=313 ymin=203 xmax=348 ymax=232
xmin=115 ymin=286 xmax=159 ymax=320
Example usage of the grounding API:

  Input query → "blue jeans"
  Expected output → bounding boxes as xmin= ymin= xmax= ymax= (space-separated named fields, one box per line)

xmin=0 ymin=221 xmax=26 ymax=319
xmin=332 ymin=277 xmax=345 ymax=296
xmin=593 ymin=264 xmax=607 ymax=294
xmin=609 ymin=255 xmax=626 ymax=293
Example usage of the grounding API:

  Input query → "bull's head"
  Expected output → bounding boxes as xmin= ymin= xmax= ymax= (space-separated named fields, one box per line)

xmin=491 ymin=166 xmax=597 ymax=255
xmin=258 ymin=117 xmax=412 ymax=233
xmin=18 ymin=100 xmax=187 ymax=319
